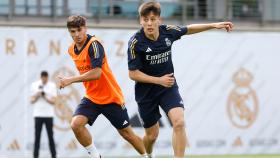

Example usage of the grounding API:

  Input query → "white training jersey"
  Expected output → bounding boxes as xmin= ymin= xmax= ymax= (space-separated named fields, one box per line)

xmin=30 ymin=80 xmax=57 ymax=117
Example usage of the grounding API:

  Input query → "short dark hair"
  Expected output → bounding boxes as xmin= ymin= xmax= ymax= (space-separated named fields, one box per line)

xmin=138 ymin=1 xmax=161 ymax=17
xmin=67 ymin=15 xmax=86 ymax=29
xmin=40 ymin=70 xmax=48 ymax=77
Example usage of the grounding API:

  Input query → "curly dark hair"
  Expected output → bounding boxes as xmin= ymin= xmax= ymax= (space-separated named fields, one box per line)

xmin=67 ymin=15 xmax=86 ymax=29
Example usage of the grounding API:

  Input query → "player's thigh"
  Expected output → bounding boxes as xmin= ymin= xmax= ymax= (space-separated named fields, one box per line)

xmin=138 ymin=101 xmax=161 ymax=129
xmin=72 ymin=97 xmax=101 ymax=126
xmin=101 ymin=103 xmax=130 ymax=129
xmin=167 ymin=107 xmax=185 ymax=127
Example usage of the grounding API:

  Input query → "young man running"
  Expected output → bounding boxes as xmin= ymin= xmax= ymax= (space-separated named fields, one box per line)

xmin=59 ymin=15 xmax=147 ymax=158
xmin=127 ymin=2 xmax=233 ymax=158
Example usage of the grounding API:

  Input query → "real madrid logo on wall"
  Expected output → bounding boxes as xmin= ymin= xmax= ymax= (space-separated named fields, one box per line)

xmin=227 ymin=68 xmax=259 ymax=129
xmin=52 ymin=67 xmax=81 ymax=131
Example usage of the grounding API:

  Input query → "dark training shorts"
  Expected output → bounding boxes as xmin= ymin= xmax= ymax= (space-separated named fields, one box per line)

xmin=138 ymin=86 xmax=184 ymax=128
xmin=73 ymin=97 xmax=130 ymax=129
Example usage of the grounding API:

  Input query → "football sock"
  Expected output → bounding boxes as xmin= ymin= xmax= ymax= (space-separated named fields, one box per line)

xmin=147 ymin=153 xmax=154 ymax=158
xmin=85 ymin=143 xmax=100 ymax=158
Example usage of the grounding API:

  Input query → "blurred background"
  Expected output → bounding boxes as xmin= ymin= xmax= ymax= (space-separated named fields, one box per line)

xmin=0 ymin=0 xmax=280 ymax=28
xmin=0 ymin=0 xmax=280 ymax=158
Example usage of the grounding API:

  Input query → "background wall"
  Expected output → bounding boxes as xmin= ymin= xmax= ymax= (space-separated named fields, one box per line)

xmin=0 ymin=27 xmax=280 ymax=158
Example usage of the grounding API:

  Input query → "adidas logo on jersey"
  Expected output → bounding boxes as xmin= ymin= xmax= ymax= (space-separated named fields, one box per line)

xmin=146 ymin=47 xmax=152 ymax=52
xmin=123 ymin=120 xmax=128 ymax=125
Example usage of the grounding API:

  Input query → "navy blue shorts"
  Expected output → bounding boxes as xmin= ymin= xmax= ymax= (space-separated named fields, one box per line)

xmin=73 ymin=97 xmax=130 ymax=129
xmin=138 ymin=86 xmax=184 ymax=128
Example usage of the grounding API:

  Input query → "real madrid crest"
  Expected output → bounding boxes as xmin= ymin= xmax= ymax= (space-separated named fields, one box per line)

xmin=227 ymin=68 xmax=259 ymax=129
xmin=165 ymin=38 xmax=171 ymax=47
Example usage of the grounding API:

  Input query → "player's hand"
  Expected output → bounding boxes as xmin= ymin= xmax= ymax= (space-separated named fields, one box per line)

xmin=213 ymin=22 xmax=233 ymax=32
xmin=35 ymin=91 xmax=42 ymax=97
xmin=158 ymin=73 xmax=175 ymax=87
xmin=58 ymin=76 xmax=73 ymax=89
xmin=33 ymin=92 xmax=42 ymax=99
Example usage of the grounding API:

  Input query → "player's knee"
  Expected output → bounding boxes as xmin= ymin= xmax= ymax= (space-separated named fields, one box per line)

xmin=71 ymin=118 xmax=84 ymax=132
xmin=146 ymin=131 xmax=159 ymax=142
xmin=71 ymin=116 xmax=88 ymax=131
xmin=172 ymin=117 xmax=185 ymax=131
xmin=119 ymin=128 xmax=134 ymax=141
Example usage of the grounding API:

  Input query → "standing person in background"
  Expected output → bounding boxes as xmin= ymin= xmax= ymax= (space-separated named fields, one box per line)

xmin=58 ymin=15 xmax=147 ymax=158
xmin=30 ymin=70 xmax=57 ymax=158
xmin=127 ymin=1 xmax=233 ymax=158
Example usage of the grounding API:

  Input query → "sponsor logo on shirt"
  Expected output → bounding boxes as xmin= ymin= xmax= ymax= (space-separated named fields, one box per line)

xmin=77 ymin=65 xmax=91 ymax=72
xmin=146 ymin=50 xmax=171 ymax=65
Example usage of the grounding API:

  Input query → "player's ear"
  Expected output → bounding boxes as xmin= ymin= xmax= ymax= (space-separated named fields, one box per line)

xmin=139 ymin=17 xmax=143 ymax=25
xmin=159 ymin=17 xmax=163 ymax=25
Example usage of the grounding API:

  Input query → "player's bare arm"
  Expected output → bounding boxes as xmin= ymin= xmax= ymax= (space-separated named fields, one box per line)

xmin=42 ymin=96 xmax=56 ymax=105
xmin=30 ymin=92 xmax=41 ymax=104
xmin=187 ymin=22 xmax=234 ymax=35
xmin=59 ymin=68 xmax=102 ymax=89
xmin=129 ymin=70 xmax=174 ymax=87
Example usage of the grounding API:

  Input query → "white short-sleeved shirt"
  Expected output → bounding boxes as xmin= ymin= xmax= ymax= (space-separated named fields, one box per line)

xmin=30 ymin=80 xmax=57 ymax=117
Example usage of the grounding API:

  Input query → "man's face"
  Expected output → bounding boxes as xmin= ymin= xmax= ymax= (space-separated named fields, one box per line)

xmin=140 ymin=12 xmax=161 ymax=36
xmin=41 ymin=76 xmax=48 ymax=84
xmin=68 ymin=26 xmax=87 ymax=45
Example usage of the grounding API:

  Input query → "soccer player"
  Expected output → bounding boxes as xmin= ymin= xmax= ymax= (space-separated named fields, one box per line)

xmin=59 ymin=15 xmax=147 ymax=158
xmin=127 ymin=2 xmax=233 ymax=158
